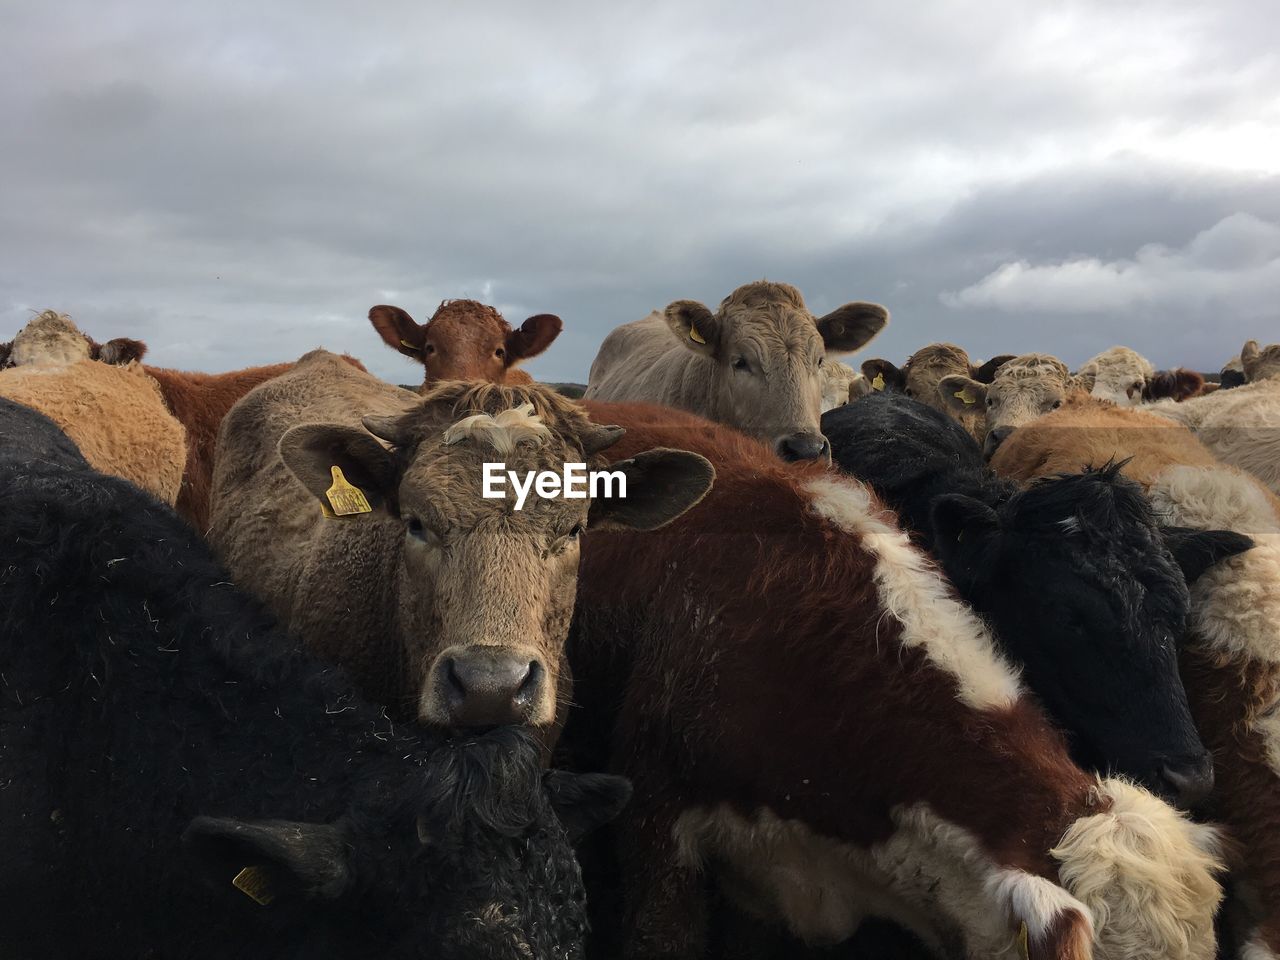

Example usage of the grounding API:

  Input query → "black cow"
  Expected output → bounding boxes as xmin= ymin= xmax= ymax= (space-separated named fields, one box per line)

xmin=0 ymin=397 xmax=629 ymax=959
xmin=822 ymin=392 xmax=1250 ymax=809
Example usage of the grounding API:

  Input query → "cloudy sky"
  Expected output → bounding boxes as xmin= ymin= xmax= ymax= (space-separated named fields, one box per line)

xmin=2 ymin=0 xmax=1277 ymax=384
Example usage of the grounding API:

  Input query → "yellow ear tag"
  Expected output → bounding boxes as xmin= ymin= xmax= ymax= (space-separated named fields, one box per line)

xmin=324 ymin=465 xmax=373 ymax=517
xmin=689 ymin=323 xmax=706 ymax=345
xmin=1017 ymin=921 xmax=1030 ymax=959
xmin=232 ymin=866 xmax=276 ymax=906
xmin=954 ymin=388 xmax=976 ymax=405
xmin=399 ymin=339 xmax=420 ymax=353
xmin=872 ymin=373 xmax=885 ymax=391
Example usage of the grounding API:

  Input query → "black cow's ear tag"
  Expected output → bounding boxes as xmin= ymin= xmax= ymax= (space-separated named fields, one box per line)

xmin=232 ymin=866 xmax=275 ymax=906
xmin=324 ymin=466 xmax=372 ymax=518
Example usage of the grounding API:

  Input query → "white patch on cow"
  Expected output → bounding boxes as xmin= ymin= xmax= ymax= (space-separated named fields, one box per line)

xmin=442 ymin=402 xmax=551 ymax=456
xmin=1147 ymin=465 xmax=1280 ymax=668
xmin=673 ymin=802 xmax=1086 ymax=959
xmin=802 ymin=475 xmax=1022 ymax=711
xmin=1052 ymin=778 xmax=1224 ymax=960
xmin=1242 ymin=937 xmax=1280 ymax=960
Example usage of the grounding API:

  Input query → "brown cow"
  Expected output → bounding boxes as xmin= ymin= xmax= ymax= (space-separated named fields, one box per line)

xmin=369 ymin=299 xmax=562 ymax=388
xmin=861 ymin=342 xmax=1014 ymax=439
xmin=0 ymin=359 xmax=186 ymax=504
xmin=211 ymin=351 xmax=712 ymax=736
xmin=990 ymin=396 xmax=1280 ymax=958
xmin=566 ymin=400 xmax=1223 ymax=960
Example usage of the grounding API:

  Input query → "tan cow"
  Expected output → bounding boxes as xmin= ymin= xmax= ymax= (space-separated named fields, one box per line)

xmin=209 ymin=350 xmax=712 ymax=738
xmin=584 ymin=280 xmax=888 ymax=461
xmin=0 ymin=360 xmax=186 ymax=504
xmin=0 ymin=310 xmax=146 ymax=369
xmin=819 ymin=359 xmax=870 ymax=412
xmin=990 ymin=395 xmax=1280 ymax=958
xmin=1075 ymin=346 xmax=1156 ymax=406
xmin=369 ymin=299 xmax=562 ymax=388
xmin=940 ymin=353 xmax=1078 ymax=457
xmin=861 ymin=343 xmax=1014 ymax=439
xmin=1148 ymin=340 xmax=1280 ymax=496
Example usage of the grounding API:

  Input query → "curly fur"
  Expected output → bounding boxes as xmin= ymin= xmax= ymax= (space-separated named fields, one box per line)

xmin=1076 ymin=346 xmax=1155 ymax=406
xmin=0 ymin=358 xmax=186 ymax=504
xmin=1051 ymin=779 xmax=1223 ymax=960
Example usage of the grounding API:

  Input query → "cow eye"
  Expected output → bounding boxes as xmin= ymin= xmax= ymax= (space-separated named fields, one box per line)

xmin=1051 ymin=399 xmax=1062 ymax=410
xmin=732 ymin=357 xmax=749 ymax=372
xmin=817 ymin=356 xmax=824 ymax=367
xmin=495 ymin=347 xmax=507 ymax=359
xmin=405 ymin=516 xmax=438 ymax=545
xmin=986 ymin=397 xmax=994 ymax=408
xmin=568 ymin=522 xmax=585 ymax=541
xmin=904 ymin=388 xmax=914 ymax=397
xmin=424 ymin=343 xmax=436 ymax=356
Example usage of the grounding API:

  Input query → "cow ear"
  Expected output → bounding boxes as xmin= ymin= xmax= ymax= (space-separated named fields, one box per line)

xmin=931 ymin=493 xmax=1000 ymax=550
xmin=0 ymin=341 xmax=11 ymax=368
xmin=664 ymin=300 xmax=718 ymax=357
xmin=589 ymin=448 xmax=714 ymax=531
xmin=92 ymin=337 xmax=148 ymax=365
xmin=860 ymin=358 xmax=905 ymax=393
xmin=506 ymin=313 xmax=562 ymax=364
xmin=1162 ymin=527 xmax=1254 ymax=585
xmin=1241 ymin=340 xmax=1262 ymax=381
xmin=278 ymin=423 xmax=400 ymax=515
xmin=369 ymin=305 xmax=426 ymax=360
xmin=938 ymin=375 xmax=987 ymax=414
xmin=817 ymin=302 xmax=888 ymax=353
xmin=543 ymin=772 xmax=633 ymax=842
xmin=973 ymin=355 xmax=1015 ymax=384
xmin=183 ymin=817 xmax=352 ymax=904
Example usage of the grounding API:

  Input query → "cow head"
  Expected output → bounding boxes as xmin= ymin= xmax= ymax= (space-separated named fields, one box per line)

xmin=862 ymin=344 xmax=1013 ymax=439
xmin=1143 ymin=368 xmax=1206 ymax=402
xmin=666 ymin=280 xmax=887 ymax=462
xmin=370 ymin=300 xmax=562 ymax=388
xmin=940 ymin=354 xmax=1074 ymax=458
xmin=931 ymin=464 xmax=1252 ymax=809
xmin=1 ymin=310 xmax=146 ymax=370
xmin=278 ymin=382 xmax=713 ymax=732
xmin=183 ymin=729 xmax=630 ymax=958
xmin=1074 ymin=346 xmax=1155 ymax=407
xmin=1241 ymin=339 xmax=1280 ymax=383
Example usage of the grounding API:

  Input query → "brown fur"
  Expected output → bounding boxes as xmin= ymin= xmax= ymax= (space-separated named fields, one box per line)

xmin=145 ymin=356 xmax=367 ymax=532
xmin=991 ymin=395 xmax=1280 ymax=953
xmin=569 ymin=401 xmax=1116 ymax=956
xmin=1144 ymin=369 xmax=1207 ymax=402
xmin=0 ymin=360 xmax=185 ymax=504
xmin=369 ymin=299 xmax=562 ymax=389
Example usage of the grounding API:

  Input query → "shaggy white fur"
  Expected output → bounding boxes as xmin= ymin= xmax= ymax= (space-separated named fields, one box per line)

xmin=1051 ymin=778 xmax=1223 ymax=960
xmin=803 ymin=475 xmax=1023 ymax=711
xmin=441 ymin=402 xmax=551 ymax=455
xmin=1148 ymin=379 xmax=1280 ymax=496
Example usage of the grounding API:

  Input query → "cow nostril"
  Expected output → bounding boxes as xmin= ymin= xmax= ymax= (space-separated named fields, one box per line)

xmin=514 ymin=661 xmax=542 ymax=707
xmin=443 ymin=658 xmax=466 ymax=703
xmin=1157 ymin=756 xmax=1215 ymax=810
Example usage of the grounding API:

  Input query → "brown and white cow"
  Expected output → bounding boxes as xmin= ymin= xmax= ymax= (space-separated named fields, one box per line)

xmin=1073 ymin=347 xmax=1207 ymax=405
xmin=941 ymin=353 xmax=1077 ymax=458
xmin=369 ymin=299 xmax=563 ymax=388
xmin=210 ymin=350 xmax=711 ymax=737
xmin=0 ymin=310 xmax=146 ymax=370
xmin=584 ymin=280 xmax=888 ymax=461
xmin=565 ymin=400 xmax=1223 ymax=960
xmin=0 ymin=359 xmax=186 ymax=504
xmin=861 ymin=342 xmax=1015 ymax=439
xmin=990 ymin=395 xmax=1280 ymax=958
xmin=1148 ymin=340 xmax=1280 ymax=496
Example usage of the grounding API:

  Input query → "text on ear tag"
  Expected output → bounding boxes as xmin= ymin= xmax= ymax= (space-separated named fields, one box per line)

xmin=1017 ymin=921 xmax=1029 ymax=959
xmin=689 ymin=323 xmax=706 ymax=345
xmin=871 ymin=373 xmax=885 ymax=391
xmin=954 ymin=389 xmax=976 ymax=405
xmin=325 ymin=466 xmax=373 ymax=517
xmin=233 ymin=866 xmax=275 ymax=906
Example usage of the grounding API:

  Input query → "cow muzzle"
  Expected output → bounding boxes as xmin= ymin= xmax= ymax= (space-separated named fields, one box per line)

xmin=424 ymin=646 xmax=549 ymax=729
xmin=982 ymin=426 xmax=1013 ymax=460
xmin=777 ymin=432 xmax=831 ymax=463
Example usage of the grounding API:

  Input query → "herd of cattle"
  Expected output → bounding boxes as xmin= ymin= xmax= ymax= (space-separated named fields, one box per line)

xmin=1 ymin=281 xmax=1278 ymax=960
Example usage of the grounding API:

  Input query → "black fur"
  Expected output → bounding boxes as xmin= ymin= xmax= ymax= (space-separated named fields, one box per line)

xmin=824 ymin=392 xmax=1250 ymax=800
xmin=0 ymin=405 xmax=628 ymax=959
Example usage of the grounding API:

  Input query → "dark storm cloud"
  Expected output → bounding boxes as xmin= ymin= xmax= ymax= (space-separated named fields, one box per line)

xmin=1 ymin=0 xmax=1277 ymax=383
